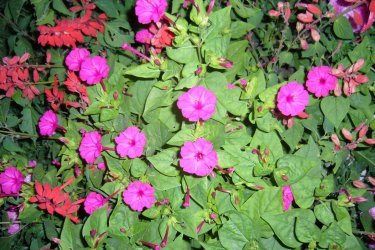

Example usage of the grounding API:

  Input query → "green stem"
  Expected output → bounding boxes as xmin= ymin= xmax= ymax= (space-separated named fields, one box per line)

xmin=32 ymin=81 xmax=55 ymax=85
xmin=0 ymin=130 xmax=38 ymax=138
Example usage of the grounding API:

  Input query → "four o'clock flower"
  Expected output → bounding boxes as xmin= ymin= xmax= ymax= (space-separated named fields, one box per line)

xmin=79 ymin=56 xmax=109 ymax=85
xmin=78 ymin=131 xmax=103 ymax=164
xmin=306 ymin=66 xmax=338 ymax=98
xmin=123 ymin=181 xmax=156 ymax=212
xmin=135 ymin=0 xmax=168 ymax=24
xmin=282 ymin=185 xmax=294 ymax=211
xmin=179 ymin=138 xmax=218 ymax=177
xmin=177 ymin=86 xmax=216 ymax=122
xmin=277 ymin=81 xmax=309 ymax=116
xmin=0 ymin=167 xmax=24 ymax=195
xmin=115 ymin=126 xmax=146 ymax=159
xmin=84 ymin=192 xmax=106 ymax=214
xmin=65 ymin=48 xmax=90 ymax=71
xmin=38 ymin=110 xmax=66 ymax=136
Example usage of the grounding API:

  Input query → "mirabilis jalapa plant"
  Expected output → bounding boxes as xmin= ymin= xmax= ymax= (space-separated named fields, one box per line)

xmin=0 ymin=0 xmax=374 ymax=249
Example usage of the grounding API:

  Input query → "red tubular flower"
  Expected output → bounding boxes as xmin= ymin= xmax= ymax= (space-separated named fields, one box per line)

xmin=29 ymin=176 xmax=84 ymax=223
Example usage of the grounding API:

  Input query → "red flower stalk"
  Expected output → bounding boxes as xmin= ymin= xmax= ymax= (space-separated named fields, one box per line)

xmin=29 ymin=176 xmax=84 ymax=223
xmin=183 ymin=187 xmax=190 ymax=208
xmin=160 ymin=225 xmax=169 ymax=247
xmin=122 ymin=43 xmax=151 ymax=62
xmin=196 ymin=220 xmax=205 ymax=234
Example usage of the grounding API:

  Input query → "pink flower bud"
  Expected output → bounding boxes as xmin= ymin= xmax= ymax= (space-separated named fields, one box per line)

xmin=331 ymin=68 xmax=345 ymax=78
xmin=90 ymin=229 xmax=97 ymax=238
xmin=296 ymin=22 xmax=304 ymax=32
xmin=46 ymin=52 xmax=52 ymax=64
xmin=331 ymin=134 xmax=340 ymax=147
xmin=269 ymin=10 xmax=280 ymax=17
xmin=306 ymin=4 xmax=322 ymax=15
xmin=207 ymin=0 xmax=215 ymax=15
xmin=353 ymin=180 xmax=367 ymax=188
xmin=346 ymin=143 xmax=358 ymax=150
xmin=368 ymin=177 xmax=375 ymax=186
xmin=300 ymin=39 xmax=309 ymax=50
xmin=358 ymin=125 xmax=368 ymax=139
xmin=352 ymin=59 xmax=365 ymax=73
xmin=297 ymin=12 xmax=314 ymax=23
xmin=341 ymin=128 xmax=353 ymax=142
xmin=334 ymin=82 xmax=342 ymax=96
xmin=364 ymin=139 xmax=375 ymax=145
xmin=351 ymin=197 xmax=368 ymax=203
xmin=20 ymin=53 xmax=31 ymax=64
xmin=354 ymin=75 xmax=368 ymax=84
xmin=297 ymin=112 xmax=309 ymax=119
xmin=311 ymin=28 xmax=320 ymax=42
xmin=210 ymin=213 xmax=217 ymax=219
xmin=113 ymin=92 xmax=118 ymax=100
xmin=195 ymin=67 xmax=202 ymax=75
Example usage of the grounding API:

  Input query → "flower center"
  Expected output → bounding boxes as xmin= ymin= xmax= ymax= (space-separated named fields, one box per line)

xmin=196 ymin=152 xmax=204 ymax=160
xmin=129 ymin=139 xmax=136 ymax=146
xmin=286 ymin=95 xmax=294 ymax=103
xmin=194 ymin=100 xmax=203 ymax=110
xmin=137 ymin=190 xmax=144 ymax=197
xmin=319 ymin=78 xmax=326 ymax=85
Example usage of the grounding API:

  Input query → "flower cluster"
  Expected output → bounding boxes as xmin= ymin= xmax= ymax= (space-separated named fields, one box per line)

xmin=0 ymin=53 xmax=42 ymax=100
xmin=38 ymin=9 xmax=107 ymax=47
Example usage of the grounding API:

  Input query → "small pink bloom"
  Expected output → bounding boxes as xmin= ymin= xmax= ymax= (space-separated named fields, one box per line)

xmin=306 ymin=66 xmax=338 ymax=97
xmin=210 ymin=213 xmax=217 ymax=219
xmin=227 ymin=83 xmax=236 ymax=89
xmin=8 ymin=223 xmax=20 ymax=235
xmin=282 ymin=185 xmax=294 ymax=211
xmin=369 ymin=207 xmax=375 ymax=220
xmin=79 ymin=56 xmax=109 ymax=85
xmin=277 ymin=82 xmax=309 ymax=116
xmin=38 ymin=110 xmax=58 ymax=136
xmin=0 ymin=167 xmax=24 ymax=194
xmin=179 ymin=138 xmax=218 ymax=177
xmin=84 ymin=192 xmax=106 ymax=214
xmin=97 ymin=162 xmax=106 ymax=171
xmin=135 ymin=0 xmax=168 ymax=24
xmin=177 ymin=86 xmax=216 ymax=122
xmin=7 ymin=211 xmax=18 ymax=221
xmin=79 ymin=131 xmax=103 ymax=164
xmin=115 ymin=126 xmax=146 ymax=159
xmin=135 ymin=29 xmax=153 ymax=44
xmin=65 ymin=48 xmax=90 ymax=71
xmin=123 ymin=181 xmax=155 ymax=212
xmin=28 ymin=160 xmax=37 ymax=168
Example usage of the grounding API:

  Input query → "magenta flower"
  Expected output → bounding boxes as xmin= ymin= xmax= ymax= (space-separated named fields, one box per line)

xmin=123 ymin=181 xmax=155 ymax=212
xmin=329 ymin=0 xmax=372 ymax=33
xmin=306 ymin=66 xmax=338 ymax=98
xmin=0 ymin=167 xmax=24 ymax=194
xmin=97 ymin=162 xmax=106 ymax=171
xmin=65 ymin=48 xmax=90 ymax=71
xmin=179 ymin=138 xmax=218 ymax=177
xmin=369 ymin=207 xmax=375 ymax=220
xmin=277 ymin=82 xmax=309 ymax=116
xmin=28 ymin=160 xmax=37 ymax=168
xmin=8 ymin=224 xmax=20 ymax=235
xmin=282 ymin=185 xmax=294 ymax=211
xmin=115 ymin=126 xmax=146 ymax=159
xmin=38 ymin=110 xmax=59 ymax=136
xmin=79 ymin=56 xmax=109 ymax=85
xmin=79 ymin=131 xmax=102 ymax=164
xmin=84 ymin=192 xmax=106 ymax=214
xmin=135 ymin=0 xmax=168 ymax=24
xmin=135 ymin=29 xmax=153 ymax=44
xmin=177 ymin=86 xmax=217 ymax=122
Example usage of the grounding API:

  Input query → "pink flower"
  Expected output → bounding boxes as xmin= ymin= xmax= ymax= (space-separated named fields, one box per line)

xmin=65 ymin=48 xmax=90 ymax=71
xmin=0 ymin=167 xmax=24 ymax=194
xmin=277 ymin=82 xmax=309 ymax=116
xmin=79 ymin=56 xmax=109 ymax=85
xmin=97 ymin=162 xmax=106 ymax=171
xmin=282 ymin=185 xmax=294 ymax=211
xmin=135 ymin=29 xmax=153 ymax=44
xmin=38 ymin=110 xmax=58 ymax=136
xmin=369 ymin=207 xmax=375 ymax=220
xmin=135 ymin=0 xmax=168 ymax=24
xmin=115 ymin=126 xmax=146 ymax=159
xmin=306 ymin=66 xmax=338 ymax=97
xmin=28 ymin=160 xmax=37 ymax=168
xmin=227 ymin=83 xmax=236 ymax=89
xmin=79 ymin=131 xmax=102 ymax=164
xmin=84 ymin=192 xmax=106 ymax=214
xmin=329 ymin=0 xmax=372 ymax=33
xmin=8 ymin=224 xmax=20 ymax=235
xmin=177 ymin=86 xmax=216 ymax=122
xmin=123 ymin=181 xmax=155 ymax=212
xmin=179 ymin=138 xmax=218 ymax=177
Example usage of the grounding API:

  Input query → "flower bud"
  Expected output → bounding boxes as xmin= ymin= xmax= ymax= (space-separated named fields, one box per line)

xmin=307 ymin=4 xmax=322 ymax=15
xmin=297 ymin=12 xmax=314 ymax=23
xmin=311 ymin=28 xmax=320 ymax=42
xmin=368 ymin=177 xmax=375 ymax=186
xmin=300 ymin=39 xmax=309 ymax=50
xmin=353 ymin=180 xmax=367 ymax=188
xmin=352 ymin=59 xmax=365 ymax=72
xmin=351 ymin=197 xmax=368 ymax=203
xmin=210 ymin=213 xmax=217 ymax=219
xmin=358 ymin=125 xmax=368 ymax=138
xmin=354 ymin=74 xmax=368 ymax=84
xmin=364 ymin=138 xmax=375 ymax=145
xmin=341 ymin=128 xmax=353 ymax=142
xmin=331 ymin=134 xmax=340 ymax=147
xmin=113 ymin=92 xmax=118 ymax=100
xmin=296 ymin=22 xmax=304 ymax=33
xmin=346 ymin=143 xmax=358 ymax=150
xmin=269 ymin=10 xmax=280 ymax=17
xmin=334 ymin=82 xmax=342 ymax=96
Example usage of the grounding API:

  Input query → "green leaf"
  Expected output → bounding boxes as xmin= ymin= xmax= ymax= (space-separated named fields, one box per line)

xmin=3 ymin=137 xmax=25 ymax=153
xmin=295 ymin=217 xmax=320 ymax=243
xmin=315 ymin=174 xmax=335 ymax=197
xmin=19 ymin=107 xmax=37 ymax=136
xmin=52 ymin=0 xmax=72 ymax=16
xmin=166 ymin=40 xmax=199 ymax=64
xmin=319 ymin=222 xmax=346 ymax=248
xmin=167 ymin=127 xmax=195 ymax=146
xmin=321 ymin=96 xmax=350 ymax=128
xmin=95 ymin=0 xmax=119 ymax=18
xmin=148 ymin=148 xmax=180 ymax=176
xmin=60 ymin=218 xmax=85 ymax=250
xmin=82 ymin=206 xmax=108 ymax=247
xmin=314 ymin=202 xmax=335 ymax=226
xmin=333 ymin=16 xmax=354 ymax=40
xmin=144 ymin=121 xmax=173 ymax=155
xmin=219 ymin=212 xmax=258 ymax=249
xmin=127 ymin=80 xmax=155 ymax=115
xmin=104 ymin=20 xmax=133 ymax=47
xmin=124 ymin=63 xmax=160 ymax=78
xmin=109 ymin=202 xmax=139 ymax=237
xmin=280 ymin=121 xmax=304 ymax=150
xmin=130 ymin=158 xmax=148 ymax=178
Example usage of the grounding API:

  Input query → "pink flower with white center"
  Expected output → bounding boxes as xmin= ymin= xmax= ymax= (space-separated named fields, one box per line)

xmin=0 ymin=167 xmax=24 ymax=194
xmin=135 ymin=29 xmax=153 ymax=44
xmin=78 ymin=131 xmax=103 ymax=164
xmin=177 ymin=86 xmax=217 ymax=122
xmin=65 ymin=48 xmax=90 ymax=71
xmin=282 ymin=185 xmax=294 ymax=211
xmin=135 ymin=0 xmax=168 ymax=24
xmin=179 ymin=138 xmax=218 ymax=177
xmin=306 ymin=66 xmax=338 ymax=98
xmin=79 ymin=56 xmax=109 ymax=85
xmin=277 ymin=82 xmax=309 ymax=116
xmin=38 ymin=110 xmax=59 ymax=136
xmin=123 ymin=181 xmax=155 ymax=212
xmin=115 ymin=126 xmax=146 ymax=159
xmin=84 ymin=192 xmax=106 ymax=214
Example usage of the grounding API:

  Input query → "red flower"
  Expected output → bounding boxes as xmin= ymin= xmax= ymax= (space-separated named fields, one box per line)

xmin=29 ymin=176 xmax=84 ymax=223
xmin=45 ymin=77 xmax=65 ymax=111
xmin=149 ymin=22 xmax=174 ymax=53
xmin=63 ymin=71 xmax=90 ymax=106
